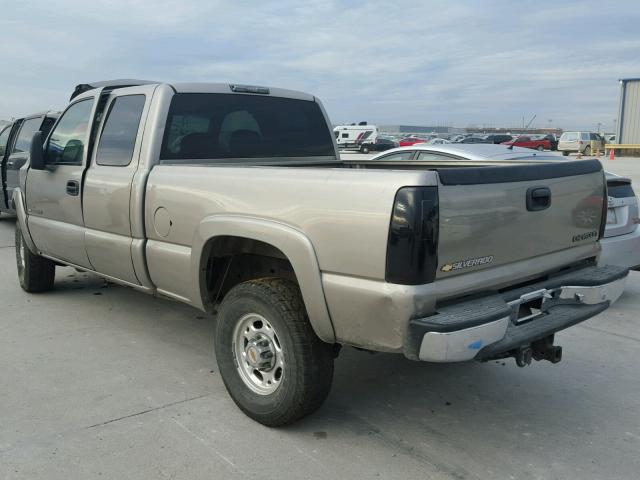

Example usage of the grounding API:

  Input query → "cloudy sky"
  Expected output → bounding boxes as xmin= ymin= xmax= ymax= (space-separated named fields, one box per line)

xmin=0 ymin=0 xmax=638 ymax=130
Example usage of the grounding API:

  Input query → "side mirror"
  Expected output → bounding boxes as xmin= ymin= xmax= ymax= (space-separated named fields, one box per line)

xmin=30 ymin=131 xmax=45 ymax=170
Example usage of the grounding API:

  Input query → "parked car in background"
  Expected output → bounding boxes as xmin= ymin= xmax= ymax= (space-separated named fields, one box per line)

xmin=501 ymin=135 xmax=550 ymax=151
xmin=543 ymin=134 xmax=558 ymax=151
xmin=369 ymin=143 xmax=640 ymax=270
xmin=0 ymin=111 xmax=58 ymax=215
xmin=484 ymin=134 xmax=512 ymax=144
xmin=426 ymin=137 xmax=451 ymax=145
xmin=558 ymin=132 xmax=605 ymax=156
xmin=600 ymin=173 xmax=640 ymax=270
xmin=455 ymin=136 xmax=491 ymax=144
xmin=605 ymin=134 xmax=616 ymax=144
xmin=359 ymin=136 xmax=398 ymax=153
xmin=399 ymin=136 xmax=427 ymax=147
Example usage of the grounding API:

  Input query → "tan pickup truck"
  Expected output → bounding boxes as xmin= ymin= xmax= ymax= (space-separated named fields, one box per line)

xmin=14 ymin=80 xmax=627 ymax=426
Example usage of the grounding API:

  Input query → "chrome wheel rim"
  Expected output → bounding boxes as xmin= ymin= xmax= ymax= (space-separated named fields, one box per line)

xmin=232 ymin=313 xmax=284 ymax=395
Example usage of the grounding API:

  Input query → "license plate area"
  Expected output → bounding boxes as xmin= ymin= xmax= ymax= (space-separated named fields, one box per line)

xmin=507 ymin=289 xmax=559 ymax=325
xmin=606 ymin=208 xmax=617 ymax=225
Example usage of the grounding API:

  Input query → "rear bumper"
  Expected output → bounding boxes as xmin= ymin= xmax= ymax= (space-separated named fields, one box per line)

xmin=406 ymin=265 xmax=627 ymax=362
xmin=599 ymin=227 xmax=640 ymax=270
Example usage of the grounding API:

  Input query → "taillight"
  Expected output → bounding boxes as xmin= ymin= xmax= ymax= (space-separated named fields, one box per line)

xmin=386 ymin=186 xmax=439 ymax=284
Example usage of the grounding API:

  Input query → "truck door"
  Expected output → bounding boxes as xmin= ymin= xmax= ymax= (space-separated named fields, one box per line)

xmin=6 ymin=116 xmax=44 ymax=210
xmin=25 ymin=97 xmax=96 ymax=267
xmin=0 ymin=125 xmax=12 ymax=210
xmin=82 ymin=85 xmax=155 ymax=284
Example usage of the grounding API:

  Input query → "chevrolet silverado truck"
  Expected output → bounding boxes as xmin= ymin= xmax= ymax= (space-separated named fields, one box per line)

xmin=14 ymin=79 xmax=627 ymax=426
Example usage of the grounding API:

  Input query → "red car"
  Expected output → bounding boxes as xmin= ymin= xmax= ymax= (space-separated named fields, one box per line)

xmin=399 ymin=136 xmax=427 ymax=147
xmin=501 ymin=136 xmax=550 ymax=151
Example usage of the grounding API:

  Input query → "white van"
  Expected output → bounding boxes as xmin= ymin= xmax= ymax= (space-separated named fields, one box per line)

xmin=333 ymin=125 xmax=378 ymax=149
xmin=559 ymin=131 xmax=605 ymax=156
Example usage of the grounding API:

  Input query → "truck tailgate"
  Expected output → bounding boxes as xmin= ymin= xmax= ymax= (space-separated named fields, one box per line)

xmin=435 ymin=160 xmax=605 ymax=278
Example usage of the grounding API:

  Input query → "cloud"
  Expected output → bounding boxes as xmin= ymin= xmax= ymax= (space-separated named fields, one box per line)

xmin=0 ymin=0 xmax=637 ymax=131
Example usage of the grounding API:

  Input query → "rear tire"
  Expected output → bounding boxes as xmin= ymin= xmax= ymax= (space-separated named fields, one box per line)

xmin=537 ymin=145 xmax=544 ymax=151
xmin=15 ymin=223 xmax=55 ymax=293
xmin=215 ymin=278 xmax=334 ymax=427
xmin=562 ymin=151 xmax=569 ymax=156
xmin=361 ymin=146 xmax=370 ymax=154
xmin=584 ymin=146 xmax=591 ymax=156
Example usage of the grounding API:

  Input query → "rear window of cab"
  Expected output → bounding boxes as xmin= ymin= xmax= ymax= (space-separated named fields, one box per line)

xmin=160 ymin=93 xmax=335 ymax=163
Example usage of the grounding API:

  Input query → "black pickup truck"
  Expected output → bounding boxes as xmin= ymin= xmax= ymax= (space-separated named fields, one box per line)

xmin=0 ymin=111 xmax=58 ymax=214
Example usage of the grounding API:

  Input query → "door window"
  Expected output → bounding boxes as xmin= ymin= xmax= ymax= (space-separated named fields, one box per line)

xmin=416 ymin=151 xmax=459 ymax=161
xmin=96 ymin=95 xmax=146 ymax=166
xmin=375 ymin=151 xmax=415 ymax=161
xmin=45 ymin=99 xmax=93 ymax=165
xmin=12 ymin=118 xmax=42 ymax=154
xmin=0 ymin=126 xmax=10 ymax=157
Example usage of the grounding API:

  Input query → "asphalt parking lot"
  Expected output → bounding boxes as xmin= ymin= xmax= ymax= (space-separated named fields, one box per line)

xmin=2 ymin=156 xmax=640 ymax=480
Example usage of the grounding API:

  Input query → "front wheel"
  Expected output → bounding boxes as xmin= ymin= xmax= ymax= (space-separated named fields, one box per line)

xmin=15 ymin=223 xmax=55 ymax=292
xmin=584 ymin=146 xmax=591 ymax=156
xmin=537 ymin=145 xmax=544 ymax=151
xmin=562 ymin=151 xmax=569 ymax=156
xmin=215 ymin=278 xmax=334 ymax=427
xmin=360 ymin=146 xmax=370 ymax=154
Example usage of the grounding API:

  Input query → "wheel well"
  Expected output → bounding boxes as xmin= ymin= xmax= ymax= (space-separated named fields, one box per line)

xmin=200 ymin=236 xmax=297 ymax=312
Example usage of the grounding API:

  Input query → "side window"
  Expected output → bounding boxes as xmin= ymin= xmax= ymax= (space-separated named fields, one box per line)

xmin=417 ymin=151 xmax=459 ymax=161
xmin=95 ymin=95 xmax=146 ymax=166
xmin=376 ymin=151 xmax=415 ymax=161
xmin=46 ymin=99 xmax=93 ymax=165
xmin=11 ymin=118 xmax=42 ymax=154
xmin=0 ymin=126 xmax=11 ymax=157
xmin=341 ymin=133 xmax=348 ymax=138
xmin=581 ymin=132 xmax=590 ymax=141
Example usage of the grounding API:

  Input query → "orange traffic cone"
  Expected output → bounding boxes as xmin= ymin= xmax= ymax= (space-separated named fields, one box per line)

xmin=609 ymin=148 xmax=615 ymax=160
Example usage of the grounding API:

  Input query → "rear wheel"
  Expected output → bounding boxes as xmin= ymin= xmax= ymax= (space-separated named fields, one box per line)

xmin=584 ymin=146 xmax=591 ymax=156
xmin=537 ymin=145 xmax=544 ymax=151
xmin=15 ymin=223 xmax=55 ymax=292
xmin=360 ymin=145 xmax=370 ymax=154
xmin=562 ymin=151 xmax=569 ymax=156
xmin=215 ymin=278 xmax=334 ymax=426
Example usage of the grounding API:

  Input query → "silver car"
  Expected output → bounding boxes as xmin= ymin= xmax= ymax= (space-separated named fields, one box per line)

xmin=370 ymin=144 xmax=640 ymax=270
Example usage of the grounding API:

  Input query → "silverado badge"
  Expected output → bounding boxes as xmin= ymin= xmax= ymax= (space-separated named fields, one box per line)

xmin=441 ymin=255 xmax=494 ymax=272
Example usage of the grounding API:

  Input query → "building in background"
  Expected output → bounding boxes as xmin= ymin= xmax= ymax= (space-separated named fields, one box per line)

xmin=616 ymin=78 xmax=640 ymax=144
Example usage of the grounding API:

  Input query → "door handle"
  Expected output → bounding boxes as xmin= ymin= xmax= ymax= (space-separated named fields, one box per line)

xmin=526 ymin=187 xmax=551 ymax=211
xmin=66 ymin=180 xmax=80 ymax=196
